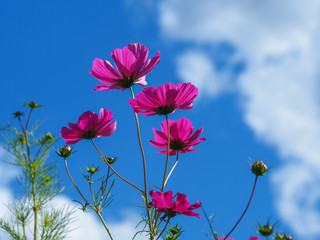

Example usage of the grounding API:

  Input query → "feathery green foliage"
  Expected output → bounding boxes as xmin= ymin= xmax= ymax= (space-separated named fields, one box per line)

xmin=0 ymin=101 xmax=72 ymax=240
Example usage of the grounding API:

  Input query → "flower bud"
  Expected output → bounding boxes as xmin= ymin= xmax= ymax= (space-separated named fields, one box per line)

xmin=26 ymin=101 xmax=41 ymax=109
xmin=169 ymin=225 xmax=181 ymax=235
xmin=13 ymin=111 xmax=23 ymax=119
xmin=104 ymin=156 xmax=117 ymax=164
xmin=258 ymin=223 xmax=274 ymax=236
xmin=39 ymin=132 xmax=55 ymax=144
xmin=274 ymin=233 xmax=293 ymax=240
xmin=86 ymin=165 xmax=100 ymax=174
xmin=250 ymin=160 xmax=268 ymax=176
xmin=57 ymin=145 xmax=72 ymax=158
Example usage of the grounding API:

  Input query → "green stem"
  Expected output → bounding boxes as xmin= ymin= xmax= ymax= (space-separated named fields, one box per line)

xmin=64 ymin=158 xmax=114 ymax=240
xmin=224 ymin=176 xmax=259 ymax=239
xmin=22 ymin=223 xmax=26 ymax=240
xmin=33 ymin=144 xmax=43 ymax=163
xmin=97 ymin=211 xmax=114 ymax=240
xmin=154 ymin=115 xmax=171 ymax=231
xmin=155 ymin=218 xmax=170 ymax=240
xmin=32 ymin=170 xmax=37 ymax=240
xmin=129 ymin=87 xmax=154 ymax=238
xmin=91 ymin=139 xmax=143 ymax=193
xmin=89 ymin=174 xmax=96 ymax=206
xmin=161 ymin=114 xmax=170 ymax=192
xmin=64 ymin=158 xmax=94 ymax=209
xmin=164 ymin=153 xmax=179 ymax=187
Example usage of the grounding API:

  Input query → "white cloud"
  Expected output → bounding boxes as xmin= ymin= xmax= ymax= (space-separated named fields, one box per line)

xmin=0 ymin=151 xmax=147 ymax=240
xmin=176 ymin=50 xmax=231 ymax=98
xmin=53 ymin=197 xmax=147 ymax=240
xmin=159 ymin=0 xmax=320 ymax=239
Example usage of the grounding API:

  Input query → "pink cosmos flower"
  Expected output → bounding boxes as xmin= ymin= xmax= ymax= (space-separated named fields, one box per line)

xmin=248 ymin=237 xmax=260 ymax=240
xmin=90 ymin=43 xmax=160 ymax=91
xmin=149 ymin=118 xmax=206 ymax=155
xmin=149 ymin=190 xmax=201 ymax=219
xmin=60 ymin=108 xmax=116 ymax=144
xmin=129 ymin=82 xmax=198 ymax=116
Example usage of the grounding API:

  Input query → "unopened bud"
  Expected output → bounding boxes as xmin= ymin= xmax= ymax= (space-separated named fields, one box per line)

xmin=40 ymin=132 xmax=55 ymax=144
xmin=258 ymin=223 xmax=274 ymax=236
xmin=104 ymin=156 xmax=117 ymax=164
xmin=26 ymin=101 xmax=41 ymax=109
xmin=13 ymin=111 xmax=23 ymax=119
xmin=86 ymin=165 xmax=100 ymax=174
xmin=250 ymin=160 xmax=268 ymax=176
xmin=57 ymin=145 xmax=72 ymax=158
xmin=274 ymin=233 xmax=293 ymax=240
xmin=169 ymin=225 xmax=181 ymax=235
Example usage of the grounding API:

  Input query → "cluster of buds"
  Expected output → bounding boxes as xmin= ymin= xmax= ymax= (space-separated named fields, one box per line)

xmin=274 ymin=233 xmax=293 ymax=240
xmin=57 ymin=145 xmax=73 ymax=158
xmin=250 ymin=160 xmax=268 ymax=176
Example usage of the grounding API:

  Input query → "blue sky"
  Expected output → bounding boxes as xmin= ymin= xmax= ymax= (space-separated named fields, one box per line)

xmin=1 ymin=1 xmax=320 ymax=240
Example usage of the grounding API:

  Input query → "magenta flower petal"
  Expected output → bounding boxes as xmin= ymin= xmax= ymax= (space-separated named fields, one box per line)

xmin=149 ymin=118 xmax=205 ymax=155
xmin=60 ymin=108 xmax=116 ymax=145
xmin=137 ymin=51 xmax=160 ymax=78
xmin=90 ymin=58 xmax=121 ymax=82
xmin=90 ymin=43 xmax=160 ymax=91
xmin=130 ymin=82 xmax=198 ymax=116
xmin=149 ymin=190 xmax=201 ymax=220
xmin=249 ymin=237 xmax=260 ymax=240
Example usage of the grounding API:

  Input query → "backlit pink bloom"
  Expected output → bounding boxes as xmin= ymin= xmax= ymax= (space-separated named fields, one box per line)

xmin=149 ymin=190 xmax=201 ymax=219
xmin=149 ymin=118 xmax=206 ymax=155
xmin=248 ymin=237 xmax=260 ymax=240
xmin=90 ymin=43 xmax=160 ymax=91
xmin=129 ymin=82 xmax=198 ymax=116
xmin=60 ymin=108 xmax=116 ymax=144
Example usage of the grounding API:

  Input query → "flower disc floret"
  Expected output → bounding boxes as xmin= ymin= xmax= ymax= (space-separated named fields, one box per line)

xmin=60 ymin=108 xmax=116 ymax=144
xmin=149 ymin=190 xmax=201 ymax=220
xmin=89 ymin=43 xmax=160 ymax=91
xmin=129 ymin=82 xmax=198 ymax=116
xmin=149 ymin=118 xmax=206 ymax=156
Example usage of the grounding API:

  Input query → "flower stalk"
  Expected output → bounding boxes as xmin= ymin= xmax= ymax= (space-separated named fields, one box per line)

xmin=224 ymin=175 xmax=259 ymax=239
xmin=130 ymin=87 xmax=154 ymax=237
xmin=64 ymin=158 xmax=114 ymax=240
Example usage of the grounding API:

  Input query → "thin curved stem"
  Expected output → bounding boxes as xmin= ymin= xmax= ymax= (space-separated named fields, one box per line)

xmin=154 ymin=115 xmax=171 ymax=231
xmin=91 ymin=139 xmax=143 ymax=193
xmin=156 ymin=218 xmax=170 ymax=240
xmin=164 ymin=153 xmax=179 ymax=187
xmin=129 ymin=87 xmax=154 ymax=237
xmin=89 ymin=174 xmax=96 ymax=206
xmin=25 ymin=108 xmax=33 ymax=131
xmin=161 ymin=115 xmax=170 ymax=192
xmin=64 ymin=158 xmax=114 ymax=240
xmin=64 ymin=158 xmax=94 ymax=209
xmin=224 ymin=176 xmax=259 ymax=239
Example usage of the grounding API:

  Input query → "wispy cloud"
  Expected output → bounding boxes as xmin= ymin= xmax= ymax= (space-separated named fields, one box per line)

xmin=158 ymin=0 xmax=320 ymax=239
xmin=176 ymin=49 xmax=231 ymax=98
